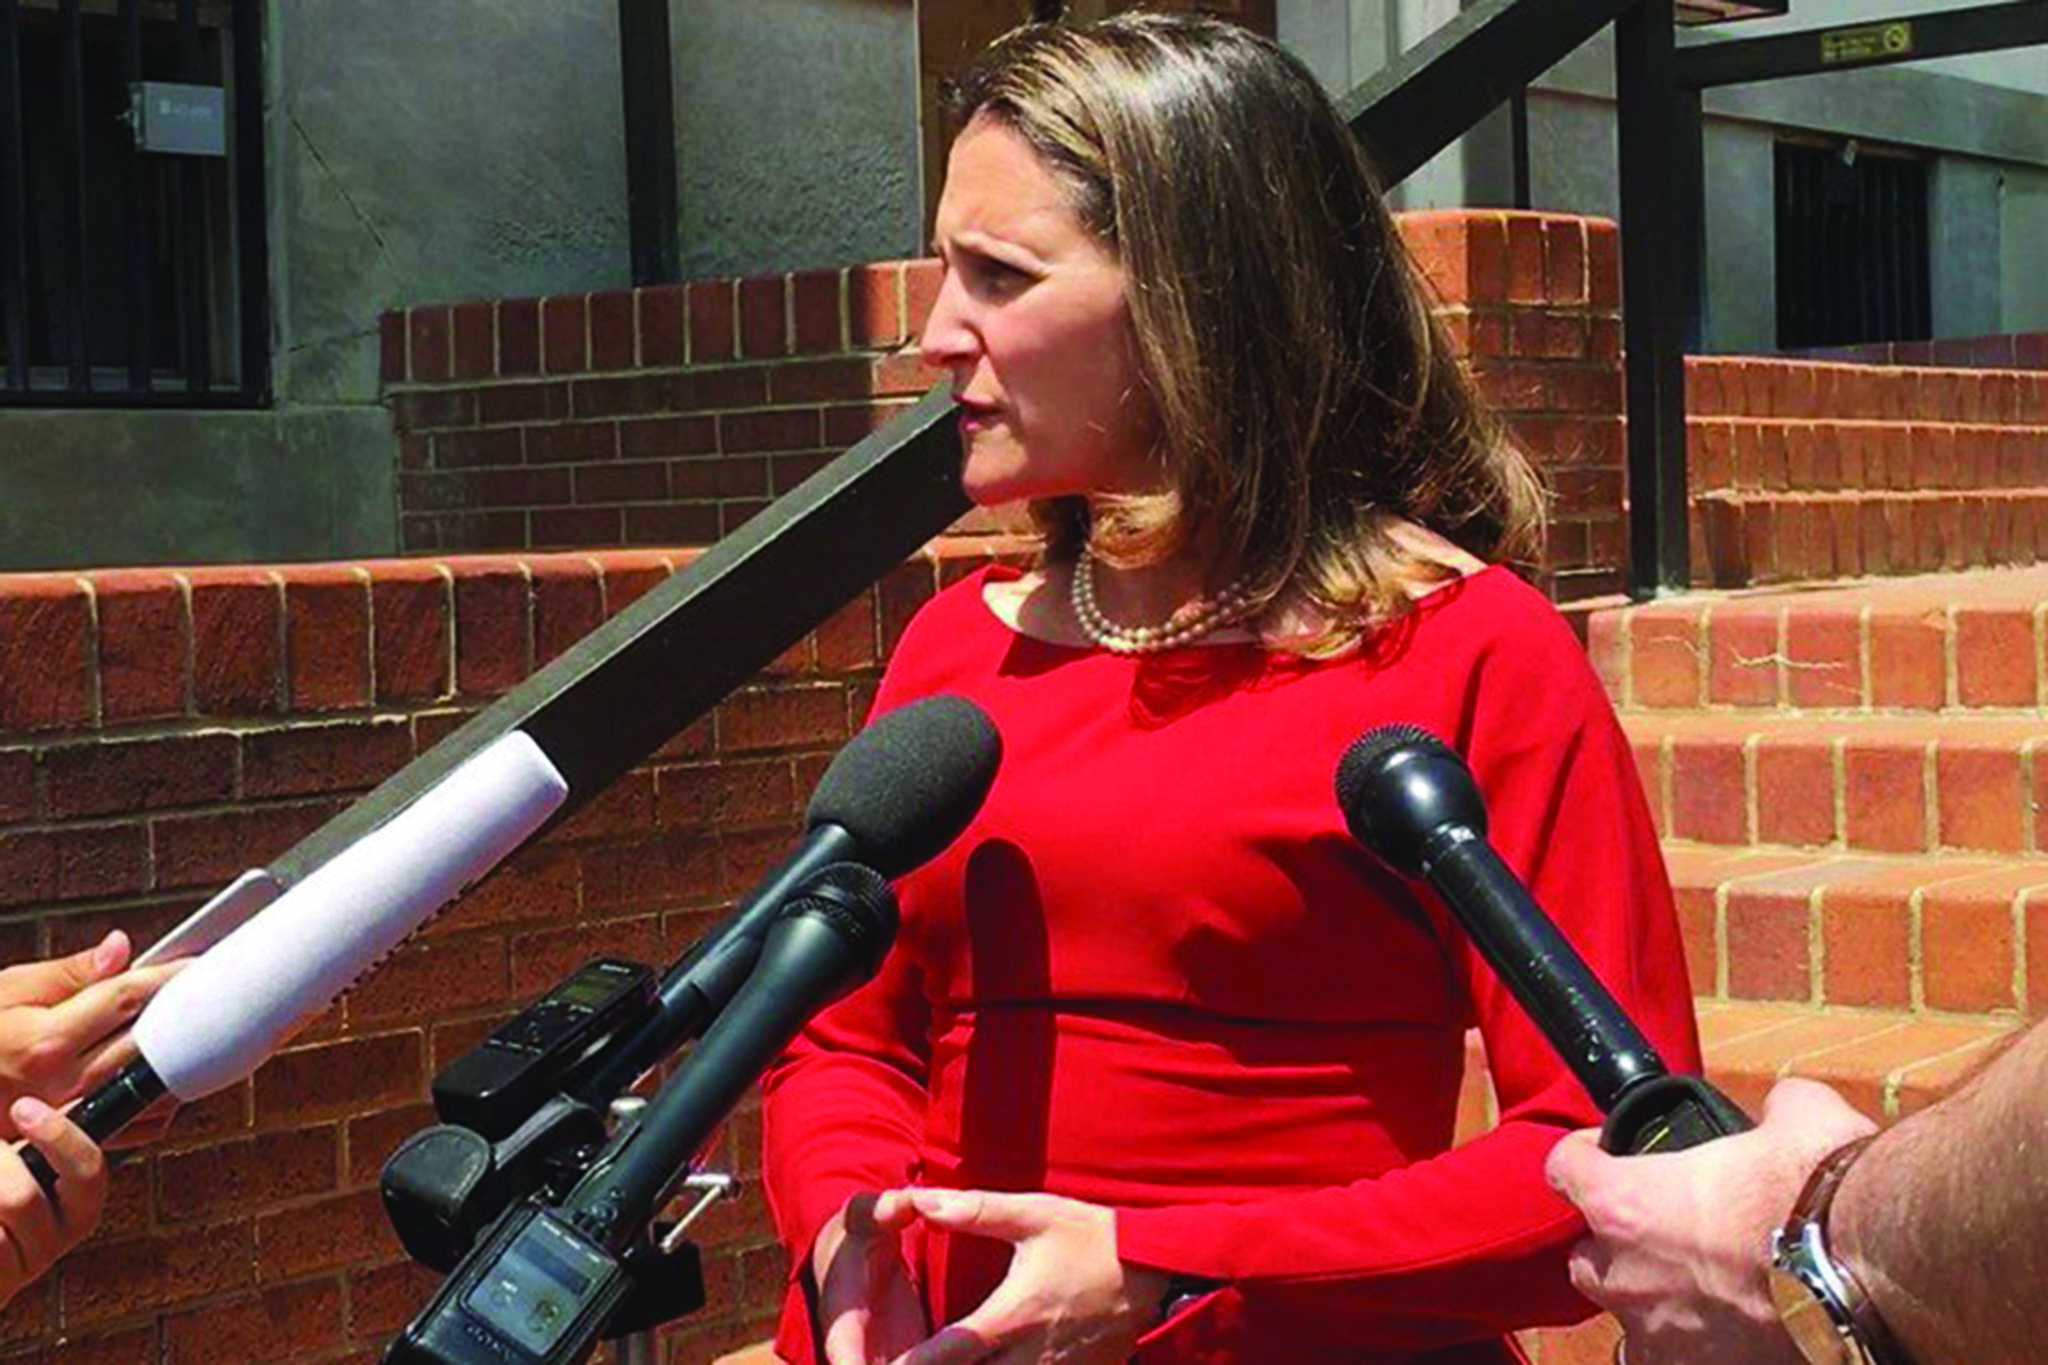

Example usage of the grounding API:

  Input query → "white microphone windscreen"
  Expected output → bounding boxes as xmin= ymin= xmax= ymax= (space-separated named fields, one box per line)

xmin=134 ymin=731 xmax=569 ymax=1100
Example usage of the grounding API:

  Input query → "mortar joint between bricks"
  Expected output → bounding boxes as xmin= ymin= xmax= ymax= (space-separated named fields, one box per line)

xmin=2011 ymin=887 xmax=2029 ymax=1018
xmin=171 ymin=571 xmax=197 ymax=719
xmin=1906 ymin=884 xmax=1927 ymax=1015
xmin=1773 ymin=604 xmax=1790 ymax=709
xmin=74 ymin=573 xmax=105 ymax=729
xmin=1805 ymin=885 xmax=1826 ymax=1007
xmin=1856 ymin=604 xmax=1874 ymax=712
xmin=1943 ymin=603 xmax=1961 ymax=711
xmin=2035 ymin=598 xmax=2048 ymax=714
xmin=1828 ymin=734 xmax=1848 ymax=849
xmin=433 ymin=562 xmax=458 ymax=702
xmin=1741 ymin=732 xmax=1760 ymax=847
xmin=1921 ymin=735 xmax=1940 ymax=853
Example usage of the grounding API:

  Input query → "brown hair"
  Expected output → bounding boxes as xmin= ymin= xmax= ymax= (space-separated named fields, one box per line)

xmin=948 ymin=13 xmax=1545 ymax=654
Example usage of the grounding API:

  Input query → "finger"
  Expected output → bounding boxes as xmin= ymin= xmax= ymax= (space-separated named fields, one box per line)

xmin=1564 ymin=1234 xmax=1613 ymax=1306
xmin=0 ymin=933 xmax=128 ymax=1009
xmin=72 ymin=1026 xmax=138 ymax=1093
xmin=1763 ymin=1075 xmax=1874 ymax=1137
xmin=40 ymin=962 xmax=181 ymax=1064
xmin=1544 ymin=1127 xmax=1608 ymax=1207
xmin=11 ymin=1098 xmax=107 ymax=1238
xmin=871 ymin=1188 xmax=923 ymax=1231
xmin=903 ymin=1188 xmax=1053 ymax=1243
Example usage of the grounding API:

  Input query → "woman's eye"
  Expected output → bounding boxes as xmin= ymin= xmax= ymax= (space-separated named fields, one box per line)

xmin=968 ymin=256 xmax=1030 ymax=295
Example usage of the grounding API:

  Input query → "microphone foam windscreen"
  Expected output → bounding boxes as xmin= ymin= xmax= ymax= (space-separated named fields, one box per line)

xmin=806 ymin=694 xmax=1000 ymax=875
xmin=135 ymin=732 xmax=569 ymax=1100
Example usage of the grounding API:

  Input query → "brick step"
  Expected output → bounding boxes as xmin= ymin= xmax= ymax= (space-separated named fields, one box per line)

xmin=1589 ymin=564 xmax=2048 ymax=714
xmin=1686 ymin=419 xmax=2048 ymax=498
xmin=1685 ymin=356 xmax=2048 ymax=426
xmin=1626 ymin=711 xmax=2048 ymax=856
xmin=1664 ymin=842 xmax=2048 ymax=1015
xmin=1689 ymin=487 xmax=2048 ymax=589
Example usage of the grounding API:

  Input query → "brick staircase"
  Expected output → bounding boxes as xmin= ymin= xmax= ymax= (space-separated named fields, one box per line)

xmin=1522 ymin=562 xmax=2047 ymax=1363
xmin=1684 ymin=358 xmax=2048 ymax=588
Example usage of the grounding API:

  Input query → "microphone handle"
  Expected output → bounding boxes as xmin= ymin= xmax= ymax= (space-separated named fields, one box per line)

xmin=563 ymin=908 xmax=870 ymax=1252
xmin=19 ymin=1056 xmax=167 ymax=1195
xmin=1602 ymin=1072 xmax=1754 ymax=1153
xmin=1422 ymin=832 xmax=1667 ymax=1112
xmin=570 ymin=823 xmax=857 ymax=1105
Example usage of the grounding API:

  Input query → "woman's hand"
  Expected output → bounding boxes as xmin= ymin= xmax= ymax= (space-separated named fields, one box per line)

xmin=0 ymin=932 xmax=184 ymax=1142
xmin=875 ymin=1188 xmax=1170 ymax=1365
xmin=0 ymin=1096 xmax=111 ymax=1309
xmin=814 ymin=1192 xmax=932 ymax=1365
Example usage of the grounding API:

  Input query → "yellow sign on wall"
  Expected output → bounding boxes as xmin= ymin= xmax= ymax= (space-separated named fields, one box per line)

xmin=1820 ymin=21 xmax=1914 ymax=65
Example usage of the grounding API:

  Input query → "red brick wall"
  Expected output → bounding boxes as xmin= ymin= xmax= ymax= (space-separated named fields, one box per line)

xmin=1684 ymin=357 xmax=2048 ymax=586
xmin=383 ymin=211 xmax=1631 ymax=603
xmin=0 ymin=543 xmax=1010 ymax=1364
xmin=1799 ymin=332 xmax=2048 ymax=370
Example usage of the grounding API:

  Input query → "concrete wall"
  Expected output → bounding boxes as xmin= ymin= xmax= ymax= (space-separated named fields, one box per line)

xmin=673 ymin=0 xmax=922 ymax=280
xmin=0 ymin=0 xmax=930 ymax=575
xmin=0 ymin=0 xmax=638 ymax=573
xmin=1275 ymin=0 xmax=2048 ymax=351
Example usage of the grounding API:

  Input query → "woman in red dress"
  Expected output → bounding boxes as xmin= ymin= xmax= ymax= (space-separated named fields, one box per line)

xmin=761 ymin=14 xmax=1701 ymax=1364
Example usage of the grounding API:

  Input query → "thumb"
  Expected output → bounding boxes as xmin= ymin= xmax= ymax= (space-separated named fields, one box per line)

xmin=903 ymin=1188 xmax=1051 ymax=1243
xmin=1544 ymin=1126 xmax=1609 ymax=1206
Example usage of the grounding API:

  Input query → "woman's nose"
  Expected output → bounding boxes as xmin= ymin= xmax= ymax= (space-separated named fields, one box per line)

xmin=917 ymin=269 xmax=978 ymax=372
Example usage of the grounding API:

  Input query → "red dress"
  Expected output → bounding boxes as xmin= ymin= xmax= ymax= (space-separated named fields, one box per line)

xmin=761 ymin=563 xmax=1701 ymax=1364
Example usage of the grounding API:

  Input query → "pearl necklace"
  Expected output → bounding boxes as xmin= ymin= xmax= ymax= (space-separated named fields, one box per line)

xmin=1070 ymin=549 xmax=1252 ymax=654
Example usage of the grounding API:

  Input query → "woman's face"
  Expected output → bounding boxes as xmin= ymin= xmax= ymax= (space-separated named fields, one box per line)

xmin=920 ymin=116 xmax=1162 ymax=508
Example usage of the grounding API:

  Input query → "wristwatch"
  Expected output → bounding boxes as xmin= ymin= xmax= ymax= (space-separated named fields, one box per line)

xmin=1766 ymin=1135 xmax=1913 ymax=1365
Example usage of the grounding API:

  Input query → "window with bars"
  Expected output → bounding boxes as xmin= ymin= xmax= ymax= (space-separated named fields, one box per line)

xmin=0 ymin=0 xmax=266 ymax=407
xmin=1774 ymin=137 xmax=1931 ymax=350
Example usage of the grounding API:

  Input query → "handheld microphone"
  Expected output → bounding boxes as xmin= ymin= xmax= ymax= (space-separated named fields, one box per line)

xmin=383 ymin=863 xmax=898 ymax=1365
xmin=566 ymin=693 xmax=998 ymax=1107
xmin=1334 ymin=724 xmax=1750 ymax=1154
xmin=29 ymin=733 xmax=569 ymax=1190
xmin=566 ymin=861 xmax=899 ymax=1247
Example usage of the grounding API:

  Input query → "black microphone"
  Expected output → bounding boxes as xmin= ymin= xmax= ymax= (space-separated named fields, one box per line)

xmin=382 ymin=863 xmax=898 ymax=1365
xmin=563 ymin=693 xmax=997 ymax=1108
xmin=563 ymin=861 xmax=899 ymax=1250
xmin=1335 ymin=724 xmax=1750 ymax=1154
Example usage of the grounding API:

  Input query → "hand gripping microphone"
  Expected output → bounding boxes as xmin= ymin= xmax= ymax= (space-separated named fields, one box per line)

xmin=559 ymin=692 xmax=999 ymax=1111
xmin=1334 ymin=724 xmax=1750 ymax=1154
xmin=28 ymin=733 xmax=570 ymax=1190
xmin=384 ymin=862 xmax=899 ymax=1365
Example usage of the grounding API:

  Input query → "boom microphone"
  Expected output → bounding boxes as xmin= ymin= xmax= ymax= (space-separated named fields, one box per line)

xmin=1334 ymin=724 xmax=1749 ymax=1154
xmin=564 ymin=692 xmax=999 ymax=1106
xmin=29 ymin=733 xmax=569 ymax=1189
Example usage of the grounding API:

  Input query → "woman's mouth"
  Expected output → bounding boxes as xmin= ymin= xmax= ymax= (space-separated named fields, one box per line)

xmin=955 ymin=397 xmax=1002 ymax=434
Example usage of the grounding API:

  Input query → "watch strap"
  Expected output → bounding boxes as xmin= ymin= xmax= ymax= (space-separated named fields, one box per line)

xmin=1783 ymin=1135 xmax=1914 ymax=1365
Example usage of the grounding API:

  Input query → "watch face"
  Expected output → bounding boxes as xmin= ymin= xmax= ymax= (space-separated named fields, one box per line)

xmin=1768 ymin=1266 xmax=1861 ymax=1365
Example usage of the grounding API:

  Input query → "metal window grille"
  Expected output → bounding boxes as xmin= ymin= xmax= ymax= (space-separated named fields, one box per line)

xmin=1774 ymin=137 xmax=1931 ymax=350
xmin=0 ymin=0 xmax=267 ymax=407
